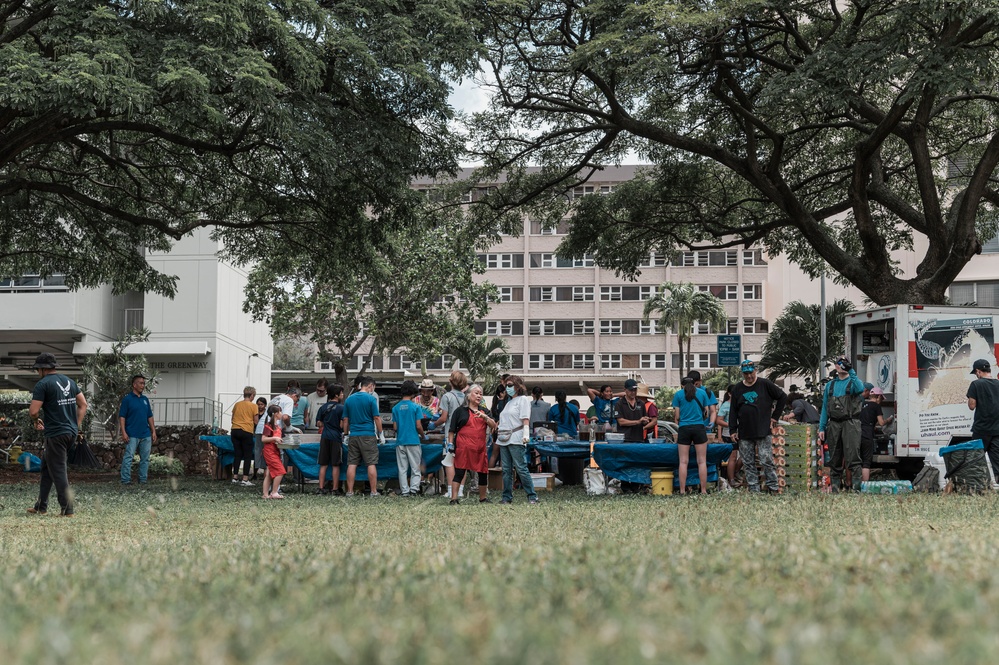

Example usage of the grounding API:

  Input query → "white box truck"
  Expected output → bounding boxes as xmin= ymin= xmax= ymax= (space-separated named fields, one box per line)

xmin=844 ymin=305 xmax=999 ymax=481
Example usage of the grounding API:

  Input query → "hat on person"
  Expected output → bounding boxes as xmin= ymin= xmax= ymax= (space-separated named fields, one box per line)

xmin=971 ymin=359 xmax=992 ymax=374
xmin=863 ymin=382 xmax=874 ymax=391
xmin=871 ymin=387 xmax=884 ymax=396
xmin=740 ymin=359 xmax=756 ymax=373
xmin=624 ymin=378 xmax=639 ymax=390
xmin=636 ymin=383 xmax=652 ymax=398
xmin=419 ymin=379 xmax=436 ymax=390
xmin=31 ymin=352 xmax=60 ymax=369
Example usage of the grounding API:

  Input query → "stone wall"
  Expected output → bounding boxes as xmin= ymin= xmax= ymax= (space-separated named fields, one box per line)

xmin=4 ymin=425 xmax=226 ymax=476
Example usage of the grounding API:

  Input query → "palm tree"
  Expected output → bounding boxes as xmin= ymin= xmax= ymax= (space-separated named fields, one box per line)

xmin=759 ymin=299 xmax=855 ymax=383
xmin=445 ymin=332 xmax=511 ymax=389
xmin=643 ymin=282 xmax=728 ymax=379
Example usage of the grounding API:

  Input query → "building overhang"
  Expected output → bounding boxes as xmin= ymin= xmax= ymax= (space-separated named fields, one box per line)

xmin=72 ymin=341 xmax=212 ymax=356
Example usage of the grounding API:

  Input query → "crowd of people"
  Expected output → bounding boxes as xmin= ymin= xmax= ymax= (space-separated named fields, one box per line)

xmin=21 ymin=349 xmax=999 ymax=514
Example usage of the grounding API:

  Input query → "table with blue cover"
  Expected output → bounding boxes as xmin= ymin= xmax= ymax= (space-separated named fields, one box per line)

xmin=284 ymin=442 xmax=445 ymax=492
xmin=591 ymin=443 xmax=733 ymax=487
xmin=200 ymin=435 xmax=235 ymax=479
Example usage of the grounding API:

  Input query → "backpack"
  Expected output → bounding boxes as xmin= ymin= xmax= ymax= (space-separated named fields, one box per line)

xmin=912 ymin=465 xmax=940 ymax=493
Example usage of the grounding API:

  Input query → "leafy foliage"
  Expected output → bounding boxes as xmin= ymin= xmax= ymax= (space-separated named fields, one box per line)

xmin=468 ymin=0 xmax=999 ymax=305
xmin=643 ymin=282 xmax=728 ymax=378
xmin=242 ymin=204 xmax=494 ymax=388
xmin=272 ymin=335 xmax=316 ymax=372
xmin=0 ymin=0 xmax=479 ymax=294
xmin=445 ymin=332 xmax=510 ymax=389
xmin=760 ymin=300 xmax=856 ymax=382
xmin=80 ymin=329 xmax=160 ymax=438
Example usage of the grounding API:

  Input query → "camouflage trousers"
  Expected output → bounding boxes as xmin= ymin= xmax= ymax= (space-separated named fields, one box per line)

xmin=827 ymin=419 xmax=862 ymax=491
xmin=739 ymin=436 xmax=779 ymax=492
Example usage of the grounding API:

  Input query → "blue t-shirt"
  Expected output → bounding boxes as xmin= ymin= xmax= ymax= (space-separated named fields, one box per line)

xmin=344 ymin=391 xmax=379 ymax=436
xmin=548 ymin=403 xmax=579 ymax=438
xmin=119 ymin=391 xmax=154 ymax=438
xmin=392 ymin=399 xmax=423 ymax=445
xmin=672 ymin=388 xmax=708 ymax=427
xmin=291 ymin=396 xmax=309 ymax=427
xmin=316 ymin=401 xmax=344 ymax=442
xmin=33 ymin=373 xmax=81 ymax=438
xmin=593 ymin=396 xmax=618 ymax=424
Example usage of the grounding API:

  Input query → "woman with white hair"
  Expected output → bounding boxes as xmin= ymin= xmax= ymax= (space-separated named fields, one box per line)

xmin=447 ymin=384 xmax=496 ymax=505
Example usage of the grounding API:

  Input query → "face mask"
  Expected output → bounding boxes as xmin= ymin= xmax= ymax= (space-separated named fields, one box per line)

xmin=506 ymin=386 xmax=515 ymax=397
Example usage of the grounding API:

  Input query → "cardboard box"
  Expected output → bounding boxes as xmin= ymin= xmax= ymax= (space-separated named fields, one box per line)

xmin=531 ymin=472 xmax=556 ymax=491
xmin=488 ymin=467 xmax=503 ymax=491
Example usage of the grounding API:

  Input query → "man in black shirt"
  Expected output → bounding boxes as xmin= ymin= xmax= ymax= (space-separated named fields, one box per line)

xmin=27 ymin=353 xmax=88 ymax=516
xmin=968 ymin=358 xmax=999 ymax=480
xmin=729 ymin=360 xmax=787 ymax=493
xmin=859 ymin=388 xmax=894 ymax=484
xmin=616 ymin=378 xmax=651 ymax=493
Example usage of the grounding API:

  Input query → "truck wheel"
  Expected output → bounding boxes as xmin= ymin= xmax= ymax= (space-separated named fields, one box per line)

xmin=897 ymin=458 xmax=923 ymax=481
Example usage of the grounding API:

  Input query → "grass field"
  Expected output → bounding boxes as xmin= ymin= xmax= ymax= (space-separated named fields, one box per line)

xmin=2 ymin=477 xmax=999 ymax=664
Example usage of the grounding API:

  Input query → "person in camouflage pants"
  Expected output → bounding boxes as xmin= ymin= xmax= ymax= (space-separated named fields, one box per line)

xmin=739 ymin=434 xmax=780 ymax=492
xmin=729 ymin=360 xmax=787 ymax=493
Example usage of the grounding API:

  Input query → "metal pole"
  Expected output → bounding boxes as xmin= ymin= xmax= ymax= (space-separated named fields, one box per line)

xmin=820 ymin=272 xmax=827 ymax=367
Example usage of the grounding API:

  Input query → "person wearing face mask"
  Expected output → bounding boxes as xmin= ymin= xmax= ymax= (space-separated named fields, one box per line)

xmin=495 ymin=375 xmax=538 ymax=504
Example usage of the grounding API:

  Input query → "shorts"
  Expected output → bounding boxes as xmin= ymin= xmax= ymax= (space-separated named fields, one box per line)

xmin=262 ymin=442 xmax=286 ymax=476
xmin=347 ymin=435 xmax=379 ymax=466
xmin=860 ymin=437 xmax=873 ymax=469
xmin=319 ymin=437 xmax=343 ymax=466
xmin=677 ymin=425 xmax=708 ymax=446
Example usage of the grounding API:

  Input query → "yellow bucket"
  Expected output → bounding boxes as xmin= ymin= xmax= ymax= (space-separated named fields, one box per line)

xmin=650 ymin=471 xmax=674 ymax=496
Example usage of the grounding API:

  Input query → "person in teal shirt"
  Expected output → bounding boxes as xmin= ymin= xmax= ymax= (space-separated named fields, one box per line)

xmin=819 ymin=358 xmax=866 ymax=491
xmin=392 ymin=381 xmax=426 ymax=496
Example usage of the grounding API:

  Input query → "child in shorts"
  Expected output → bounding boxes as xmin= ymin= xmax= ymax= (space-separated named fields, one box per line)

xmin=261 ymin=405 xmax=287 ymax=499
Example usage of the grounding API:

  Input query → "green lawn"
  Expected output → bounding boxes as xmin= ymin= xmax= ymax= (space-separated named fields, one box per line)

xmin=2 ymin=477 xmax=998 ymax=664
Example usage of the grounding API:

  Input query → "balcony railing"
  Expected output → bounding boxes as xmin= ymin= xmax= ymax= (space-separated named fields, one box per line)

xmin=151 ymin=398 xmax=223 ymax=427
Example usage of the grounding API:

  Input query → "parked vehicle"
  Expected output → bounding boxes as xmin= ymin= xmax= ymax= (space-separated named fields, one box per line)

xmin=844 ymin=305 xmax=999 ymax=481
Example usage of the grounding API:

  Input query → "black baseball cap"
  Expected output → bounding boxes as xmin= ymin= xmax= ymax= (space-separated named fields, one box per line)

xmin=971 ymin=359 xmax=991 ymax=374
xmin=624 ymin=379 xmax=639 ymax=390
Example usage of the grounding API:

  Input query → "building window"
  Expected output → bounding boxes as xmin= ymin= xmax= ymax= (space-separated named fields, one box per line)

xmin=529 ymin=220 xmax=571 ymax=235
xmin=726 ymin=319 xmax=739 ymax=334
xmin=529 ymin=354 xmax=556 ymax=370
xmin=601 ymin=354 xmax=622 ymax=369
xmin=478 ymin=320 xmax=523 ymax=336
xmin=743 ymin=318 xmax=769 ymax=334
xmin=509 ymin=354 xmax=524 ymax=370
xmin=571 ymin=185 xmax=595 ymax=200
xmin=949 ymin=281 xmax=999 ymax=307
xmin=600 ymin=320 xmax=641 ymax=335
xmin=496 ymin=287 xmax=523 ymax=302
xmin=481 ymin=253 xmax=524 ymax=269
xmin=743 ymin=284 xmax=763 ymax=300
xmin=743 ymin=249 xmax=768 ymax=265
xmin=600 ymin=320 xmax=622 ymax=335
xmin=599 ymin=185 xmax=615 ymax=195
xmin=692 ymin=321 xmax=711 ymax=335
xmin=671 ymin=353 xmax=718 ymax=370
xmin=698 ymin=284 xmax=738 ymax=300
xmin=639 ymin=253 xmax=669 ymax=267
xmin=531 ymin=287 xmax=554 ymax=302
xmin=639 ymin=320 xmax=658 ymax=335
xmin=640 ymin=354 xmax=668 ymax=369
xmin=572 ymin=320 xmax=594 ymax=335
xmin=572 ymin=354 xmax=595 ymax=369
xmin=572 ymin=286 xmax=594 ymax=301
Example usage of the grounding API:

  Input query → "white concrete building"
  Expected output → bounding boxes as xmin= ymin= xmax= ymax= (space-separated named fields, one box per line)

xmin=0 ymin=227 xmax=273 ymax=425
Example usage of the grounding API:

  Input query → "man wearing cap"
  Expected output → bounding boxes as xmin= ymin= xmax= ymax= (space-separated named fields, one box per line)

xmin=968 ymin=359 xmax=999 ymax=480
xmin=27 ymin=353 xmax=88 ymax=516
xmin=119 ymin=374 xmax=157 ymax=485
xmin=862 ymin=382 xmax=874 ymax=401
xmin=818 ymin=357 xmax=866 ymax=491
xmin=859 ymin=387 xmax=894 ymax=484
xmin=616 ymin=379 xmax=653 ymax=493
xmin=729 ymin=360 xmax=787 ymax=493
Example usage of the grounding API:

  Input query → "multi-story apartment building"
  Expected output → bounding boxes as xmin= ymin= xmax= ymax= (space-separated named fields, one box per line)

xmin=0 ymin=227 xmax=273 ymax=424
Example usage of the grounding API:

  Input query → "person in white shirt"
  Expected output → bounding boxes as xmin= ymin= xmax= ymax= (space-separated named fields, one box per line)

xmin=305 ymin=379 xmax=330 ymax=429
xmin=495 ymin=375 xmax=538 ymax=505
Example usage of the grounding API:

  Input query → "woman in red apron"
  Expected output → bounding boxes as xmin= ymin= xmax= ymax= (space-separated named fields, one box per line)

xmin=447 ymin=385 xmax=496 ymax=505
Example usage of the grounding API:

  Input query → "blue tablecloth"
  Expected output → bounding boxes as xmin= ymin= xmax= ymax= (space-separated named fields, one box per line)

xmin=592 ymin=443 xmax=733 ymax=486
xmin=200 ymin=435 xmax=235 ymax=467
xmin=285 ymin=442 xmax=444 ymax=481
xmin=530 ymin=441 xmax=592 ymax=459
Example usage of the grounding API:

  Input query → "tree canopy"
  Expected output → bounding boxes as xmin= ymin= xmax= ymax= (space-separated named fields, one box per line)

xmin=241 ymin=203 xmax=494 ymax=388
xmin=0 ymin=0 xmax=478 ymax=294
xmin=468 ymin=0 xmax=999 ymax=305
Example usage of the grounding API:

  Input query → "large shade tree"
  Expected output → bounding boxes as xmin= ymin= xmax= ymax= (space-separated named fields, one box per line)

xmin=0 ymin=0 xmax=478 ymax=295
xmin=642 ymin=281 xmax=728 ymax=379
xmin=467 ymin=0 xmax=999 ymax=305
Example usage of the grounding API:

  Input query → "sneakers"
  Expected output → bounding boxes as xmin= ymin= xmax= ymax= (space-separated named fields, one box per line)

xmin=449 ymin=499 xmax=459 ymax=505
xmin=479 ymin=497 xmax=492 ymax=504
xmin=232 ymin=478 xmax=240 ymax=484
xmin=344 ymin=492 xmax=355 ymax=497
xmin=529 ymin=497 xmax=539 ymax=505
xmin=241 ymin=480 xmax=254 ymax=487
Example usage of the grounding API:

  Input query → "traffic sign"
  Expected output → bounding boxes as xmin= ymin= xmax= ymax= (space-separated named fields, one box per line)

xmin=717 ymin=335 xmax=742 ymax=366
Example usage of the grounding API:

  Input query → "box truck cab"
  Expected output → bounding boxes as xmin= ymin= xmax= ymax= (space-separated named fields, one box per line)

xmin=844 ymin=305 xmax=999 ymax=481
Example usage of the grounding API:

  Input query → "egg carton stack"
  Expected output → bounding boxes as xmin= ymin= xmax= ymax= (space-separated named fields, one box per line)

xmin=770 ymin=423 xmax=816 ymax=493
